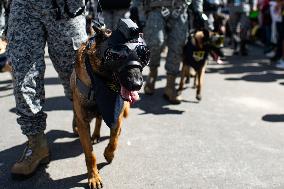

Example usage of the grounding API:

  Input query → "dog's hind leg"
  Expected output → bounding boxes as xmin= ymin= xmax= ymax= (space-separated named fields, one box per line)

xmin=91 ymin=115 xmax=102 ymax=144
xmin=75 ymin=113 xmax=103 ymax=189
xmin=193 ymin=73 xmax=198 ymax=89
xmin=179 ymin=64 xmax=188 ymax=91
xmin=103 ymin=102 xmax=128 ymax=164
xmin=196 ymin=65 xmax=206 ymax=101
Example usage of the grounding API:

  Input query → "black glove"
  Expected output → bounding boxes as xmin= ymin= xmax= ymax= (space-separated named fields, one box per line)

xmin=129 ymin=6 xmax=145 ymax=32
xmin=130 ymin=6 xmax=139 ymax=24
xmin=194 ymin=12 xmax=208 ymax=30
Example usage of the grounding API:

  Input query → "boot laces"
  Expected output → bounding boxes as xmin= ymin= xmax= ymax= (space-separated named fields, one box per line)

xmin=18 ymin=142 xmax=34 ymax=162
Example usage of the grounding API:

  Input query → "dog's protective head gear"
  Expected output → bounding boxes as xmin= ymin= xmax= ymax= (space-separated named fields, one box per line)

xmin=102 ymin=19 xmax=150 ymax=72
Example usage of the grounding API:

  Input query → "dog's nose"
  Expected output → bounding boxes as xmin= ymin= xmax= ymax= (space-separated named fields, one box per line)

xmin=130 ymin=76 xmax=143 ymax=91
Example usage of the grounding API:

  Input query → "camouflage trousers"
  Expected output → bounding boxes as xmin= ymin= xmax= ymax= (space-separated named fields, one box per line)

xmin=7 ymin=0 xmax=87 ymax=136
xmin=228 ymin=5 xmax=250 ymax=41
xmin=143 ymin=9 xmax=188 ymax=76
xmin=102 ymin=9 xmax=128 ymax=30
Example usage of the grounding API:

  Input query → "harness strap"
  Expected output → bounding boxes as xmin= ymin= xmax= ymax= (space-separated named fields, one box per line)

xmin=76 ymin=75 xmax=95 ymax=100
xmin=84 ymin=38 xmax=97 ymax=100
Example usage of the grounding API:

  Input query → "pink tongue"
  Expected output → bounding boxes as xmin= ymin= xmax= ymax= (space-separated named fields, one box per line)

xmin=121 ymin=86 xmax=140 ymax=104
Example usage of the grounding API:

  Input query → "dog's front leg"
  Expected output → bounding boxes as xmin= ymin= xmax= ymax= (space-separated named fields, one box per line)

xmin=103 ymin=105 xmax=126 ymax=164
xmin=76 ymin=117 xmax=103 ymax=189
xmin=196 ymin=65 xmax=206 ymax=101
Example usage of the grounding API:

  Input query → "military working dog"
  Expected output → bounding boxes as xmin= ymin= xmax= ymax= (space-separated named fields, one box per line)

xmin=179 ymin=30 xmax=210 ymax=101
xmin=70 ymin=19 xmax=149 ymax=189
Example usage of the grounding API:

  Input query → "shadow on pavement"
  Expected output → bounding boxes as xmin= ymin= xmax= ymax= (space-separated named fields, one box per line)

xmin=0 ymin=79 xmax=12 ymax=85
xmin=0 ymin=79 xmax=12 ymax=92
xmin=206 ymin=52 xmax=284 ymax=83
xmin=132 ymin=87 xmax=185 ymax=115
xmin=0 ymin=129 xmax=110 ymax=189
xmin=262 ymin=114 xmax=284 ymax=122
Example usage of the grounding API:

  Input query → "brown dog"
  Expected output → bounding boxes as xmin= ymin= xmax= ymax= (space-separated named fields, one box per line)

xmin=70 ymin=19 xmax=148 ymax=189
xmin=0 ymin=39 xmax=11 ymax=73
xmin=179 ymin=30 xmax=210 ymax=101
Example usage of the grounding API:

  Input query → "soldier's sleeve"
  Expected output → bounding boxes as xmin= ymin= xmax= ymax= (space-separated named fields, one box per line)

xmin=192 ymin=0 xmax=204 ymax=13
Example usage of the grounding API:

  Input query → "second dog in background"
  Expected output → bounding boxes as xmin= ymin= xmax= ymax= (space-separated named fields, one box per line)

xmin=179 ymin=30 xmax=210 ymax=101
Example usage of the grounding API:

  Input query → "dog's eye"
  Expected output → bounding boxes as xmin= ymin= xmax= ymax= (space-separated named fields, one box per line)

xmin=136 ymin=45 xmax=150 ymax=66
xmin=105 ymin=46 xmax=129 ymax=61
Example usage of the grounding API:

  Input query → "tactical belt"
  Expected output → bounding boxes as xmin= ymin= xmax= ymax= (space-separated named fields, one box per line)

xmin=52 ymin=0 xmax=87 ymax=19
xmin=149 ymin=1 xmax=174 ymax=8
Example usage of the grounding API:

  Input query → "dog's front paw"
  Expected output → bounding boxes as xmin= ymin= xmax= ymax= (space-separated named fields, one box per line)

xmin=88 ymin=174 xmax=103 ymax=189
xmin=91 ymin=135 xmax=101 ymax=144
xmin=104 ymin=147 xmax=114 ymax=164
xmin=196 ymin=94 xmax=202 ymax=101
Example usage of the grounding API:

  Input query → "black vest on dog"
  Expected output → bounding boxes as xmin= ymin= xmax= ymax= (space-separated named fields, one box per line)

xmin=183 ymin=39 xmax=209 ymax=71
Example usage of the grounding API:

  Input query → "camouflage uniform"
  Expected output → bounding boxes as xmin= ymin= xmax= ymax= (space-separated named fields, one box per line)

xmin=101 ymin=0 xmax=131 ymax=30
xmin=7 ymin=0 xmax=88 ymax=136
xmin=132 ymin=0 xmax=203 ymax=76
xmin=0 ymin=0 xmax=8 ymax=36
xmin=228 ymin=0 xmax=253 ymax=54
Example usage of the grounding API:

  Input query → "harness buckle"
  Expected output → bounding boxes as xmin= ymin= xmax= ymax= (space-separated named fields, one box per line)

xmin=172 ymin=7 xmax=182 ymax=18
xmin=161 ymin=7 xmax=170 ymax=18
xmin=88 ymin=90 xmax=95 ymax=101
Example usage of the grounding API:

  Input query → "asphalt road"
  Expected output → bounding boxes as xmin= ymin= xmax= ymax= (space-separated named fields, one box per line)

xmin=0 ymin=45 xmax=284 ymax=189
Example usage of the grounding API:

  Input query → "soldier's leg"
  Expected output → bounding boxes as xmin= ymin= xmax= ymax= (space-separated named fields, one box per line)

xmin=103 ymin=10 xmax=114 ymax=30
xmin=164 ymin=13 xmax=188 ymax=104
xmin=45 ymin=15 xmax=87 ymax=100
xmin=7 ymin=2 xmax=47 ymax=136
xmin=143 ymin=10 xmax=165 ymax=94
xmin=7 ymin=1 xmax=50 ymax=176
xmin=228 ymin=6 xmax=241 ymax=53
xmin=239 ymin=12 xmax=250 ymax=56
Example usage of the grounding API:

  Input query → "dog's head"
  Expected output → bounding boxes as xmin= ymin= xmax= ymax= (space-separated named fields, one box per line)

xmin=91 ymin=19 xmax=149 ymax=103
xmin=191 ymin=29 xmax=210 ymax=49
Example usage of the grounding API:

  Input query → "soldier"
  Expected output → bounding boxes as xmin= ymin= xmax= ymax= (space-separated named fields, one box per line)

xmin=100 ymin=0 xmax=131 ymax=30
xmin=227 ymin=0 xmax=256 ymax=56
xmin=7 ymin=0 xmax=88 ymax=176
xmin=131 ymin=0 xmax=204 ymax=104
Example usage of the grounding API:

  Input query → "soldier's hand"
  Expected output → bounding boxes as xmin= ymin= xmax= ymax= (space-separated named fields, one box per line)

xmin=194 ymin=12 xmax=208 ymax=30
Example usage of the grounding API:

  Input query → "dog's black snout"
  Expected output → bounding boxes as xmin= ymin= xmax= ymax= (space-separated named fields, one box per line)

xmin=130 ymin=75 xmax=143 ymax=91
xmin=119 ymin=67 xmax=143 ymax=91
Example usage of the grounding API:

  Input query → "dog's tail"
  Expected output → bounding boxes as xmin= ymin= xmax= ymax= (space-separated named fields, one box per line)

xmin=123 ymin=102 xmax=130 ymax=118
